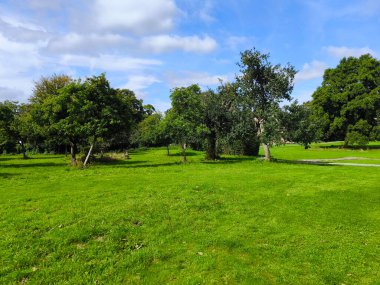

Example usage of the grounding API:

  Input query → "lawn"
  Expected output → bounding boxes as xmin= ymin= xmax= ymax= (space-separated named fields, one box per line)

xmin=0 ymin=144 xmax=379 ymax=284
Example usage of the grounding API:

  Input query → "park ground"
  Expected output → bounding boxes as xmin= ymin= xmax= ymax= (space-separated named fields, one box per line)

xmin=0 ymin=143 xmax=379 ymax=284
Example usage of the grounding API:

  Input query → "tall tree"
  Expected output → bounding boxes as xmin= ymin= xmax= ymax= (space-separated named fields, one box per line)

xmin=312 ymin=54 xmax=380 ymax=145
xmin=236 ymin=48 xmax=296 ymax=159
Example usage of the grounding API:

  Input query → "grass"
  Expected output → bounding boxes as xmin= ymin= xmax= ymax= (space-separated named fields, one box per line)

xmin=0 ymin=144 xmax=379 ymax=284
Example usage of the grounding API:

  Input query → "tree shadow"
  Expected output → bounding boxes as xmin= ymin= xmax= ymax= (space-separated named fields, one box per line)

xmin=0 ymin=157 xmax=19 ymax=162
xmin=125 ymin=162 xmax=181 ymax=169
xmin=0 ymin=173 xmax=20 ymax=178
xmin=95 ymin=159 xmax=148 ymax=167
xmin=319 ymin=144 xmax=380 ymax=150
xmin=271 ymin=158 xmax=340 ymax=167
xmin=0 ymin=162 xmax=67 ymax=168
xmin=170 ymin=151 xmax=198 ymax=157
xmin=27 ymin=156 xmax=64 ymax=160
xmin=202 ymin=156 xmax=258 ymax=164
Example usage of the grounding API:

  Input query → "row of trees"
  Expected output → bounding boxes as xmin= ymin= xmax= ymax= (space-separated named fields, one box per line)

xmin=0 ymin=74 xmax=153 ymax=164
xmin=1 ymin=49 xmax=379 ymax=164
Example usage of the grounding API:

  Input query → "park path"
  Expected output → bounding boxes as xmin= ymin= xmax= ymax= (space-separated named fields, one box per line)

xmin=298 ymin=157 xmax=380 ymax=167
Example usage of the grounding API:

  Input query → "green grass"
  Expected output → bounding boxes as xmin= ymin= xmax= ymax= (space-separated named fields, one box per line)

xmin=1 ymin=144 xmax=379 ymax=284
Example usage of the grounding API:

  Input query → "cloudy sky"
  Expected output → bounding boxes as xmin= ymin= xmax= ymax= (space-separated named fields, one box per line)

xmin=0 ymin=0 xmax=379 ymax=110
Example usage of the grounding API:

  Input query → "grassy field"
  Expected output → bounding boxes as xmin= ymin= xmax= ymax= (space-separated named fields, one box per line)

xmin=0 ymin=143 xmax=379 ymax=284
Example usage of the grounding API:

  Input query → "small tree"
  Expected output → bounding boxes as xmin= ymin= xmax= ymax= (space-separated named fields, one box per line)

xmin=236 ymin=48 xmax=296 ymax=159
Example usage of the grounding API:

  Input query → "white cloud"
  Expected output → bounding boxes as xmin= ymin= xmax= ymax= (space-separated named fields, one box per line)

xmin=0 ymin=34 xmax=44 ymax=77
xmin=0 ymin=86 xmax=28 ymax=102
xmin=295 ymin=60 xmax=327 ymax=82
xmin=166 ymin=71 xmax=229 ymax=88
xmin=0 ymin=17 xmax=48 ymax=42
xmin=59 ymin=54 xmax=162 ymax=72
xmin=47 ymin=33 xmax=134 ymax=54
xmin=95 ymin=0 xmax=179 ymax=35
xmin=121 ymin=75 xmax=161 ymax=92
xmin=141 ymin=35 xmax=217 ymax=53
xmin=324 ymin=46 xmax=376 ymax=58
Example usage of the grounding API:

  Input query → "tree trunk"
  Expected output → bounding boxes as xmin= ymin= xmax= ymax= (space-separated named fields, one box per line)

xmin=70 ymin=143 xmax=77 ymax=165
xmin=83 ymin=143 xmax=94 ymax=167
xmin=206 ymin=134 xmax=217 ymax=160
xmin=181 ymin=143 xmax=187 ymax=162
xmin=263 ymin=143 xmax=271 ymax=160
xmin=166 ymin=145 xmax=170 ymax=156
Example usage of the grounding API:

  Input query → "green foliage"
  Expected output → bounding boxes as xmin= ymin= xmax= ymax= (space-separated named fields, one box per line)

xmin=280 ymin=101 xmax=323 ymax=149
xmin=30 ymin=73 xmax=141 ymax=163
xmin=236 ymin=48 xmax=296 ymax=158
xmin=166 ymin=85 xmax=205 ymax=160
xmin=132 ymin=113 xmax=164 ymax=147
xmin=312 ymin=54 xmax=380 ymax=142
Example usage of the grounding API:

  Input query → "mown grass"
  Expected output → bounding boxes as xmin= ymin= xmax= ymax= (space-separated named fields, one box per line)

xmin=0 ymin=144 xmax=379 ymax=284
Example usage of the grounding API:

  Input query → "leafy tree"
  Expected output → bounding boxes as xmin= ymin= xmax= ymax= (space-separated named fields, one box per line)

xmin=0 ymin=101 xmax=31 ymax=158
xmin=236 ymin=48 xmax=296 ymax=159
xmin=131 ymin=113 xmax=164 ymax=147
xmin=31 ymin=74 xmax=72 ymax=104
xmin=280 ymin=101 xmax=323 ymax=149
xmin=33 ymin=74 xmax=137 ymax=165
xmin=201 ymin=83 xmax=236 ymax=160
xmin=166 ymin=85 xmax=205 ymax=161
xmin=312 ymin=54 xmax=380 ymax=145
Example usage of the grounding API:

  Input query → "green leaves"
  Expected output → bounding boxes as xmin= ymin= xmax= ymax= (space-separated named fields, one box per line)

xmin=312 ymin=54 xmax=380 ymax=144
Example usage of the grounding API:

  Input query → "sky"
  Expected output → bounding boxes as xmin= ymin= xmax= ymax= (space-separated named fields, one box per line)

xmin=0 ymin=0 xmax=379 ymax=111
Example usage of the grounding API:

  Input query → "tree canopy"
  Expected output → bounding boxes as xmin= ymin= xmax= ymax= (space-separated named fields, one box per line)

xmin=312 ymin=54 xmax=380 ymax=145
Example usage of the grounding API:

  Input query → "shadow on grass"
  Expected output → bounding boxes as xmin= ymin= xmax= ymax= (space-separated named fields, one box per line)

xmin=0 ymin=173 xmax=20 ymax=178
xmin=0 ymin=162 xmax=67 ymax=168
xmin=95 ymin=158 xmax=148 ymax=167
xmin=319 ymin=144 xmax=380 ymax=150
xmin=271 ymin=158 xmax=339 ymax=167
xmin=0 ymin=156 xmax=20 ymax=162
xmin=170 ymin=151 xmax=198 ymax=157
xmin=202 ymin=156 xmax=258 ymax=164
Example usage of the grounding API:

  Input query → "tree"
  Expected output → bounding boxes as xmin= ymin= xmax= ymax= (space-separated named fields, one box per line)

xmin=280 ymin=101 xmax=323 ymax=149
xmin=0 ymin=101 xmax=31 ymax=158
xmin=236 ymin=48 xmax=296 ymax=159
xmin=131 ymin=113 xmax=164 ymax=147
xmin=33 ymin=74 xmax=137 ymax=165
xmin=166 ymin=85 xmax=205 ymax=161
xmin=201 ymin=84 xmax=236 ymax=160
xmin=312 ymin=54 xmax=380 ymax=145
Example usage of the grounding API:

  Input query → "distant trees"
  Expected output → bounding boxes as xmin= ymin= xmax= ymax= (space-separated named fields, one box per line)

xmin=0 ymin=101 xmax=30 ymax=158
xmin=312 ymin=54 xmax=380 ymax=146
xmin=2 ymin=48 xmax=379 ymax=164
xmin=280 ymin=102 xmax=323 ymax=149
xmin=0 ymin=74 xmax=146 ymax=164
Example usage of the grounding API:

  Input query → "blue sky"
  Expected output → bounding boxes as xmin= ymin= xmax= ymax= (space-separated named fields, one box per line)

xmin=0 ymin=0 xmax=379 ymax=111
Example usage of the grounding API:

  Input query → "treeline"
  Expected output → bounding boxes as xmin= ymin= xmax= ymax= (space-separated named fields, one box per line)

xmin=1 ymin=49 xmax=379 ymax=164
